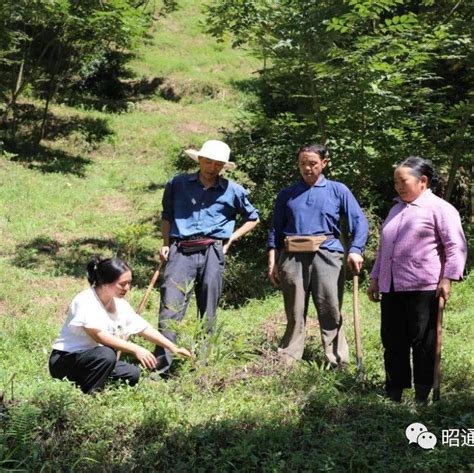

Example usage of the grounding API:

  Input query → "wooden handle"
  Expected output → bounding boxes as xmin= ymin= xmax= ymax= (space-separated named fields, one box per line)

xmin=136 ymin=263 xmax=163 ymax=314
xmin=353 ymin=276 xmax=363 ymax=359
xmin=117 ymin=263 xmax=163 ymax=361
xmin=432 ymin=296 xmax=445 ymax=401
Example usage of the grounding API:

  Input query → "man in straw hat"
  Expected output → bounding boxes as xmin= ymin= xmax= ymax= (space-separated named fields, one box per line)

xmin=154 ymin=140 xmax=259 ymax=373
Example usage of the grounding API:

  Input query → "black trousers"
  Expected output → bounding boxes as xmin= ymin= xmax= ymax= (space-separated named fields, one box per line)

xmin=49 ymin=346 xmax=140 ymax=394
xmin=381 ymin=290 xmax=438 ymax=391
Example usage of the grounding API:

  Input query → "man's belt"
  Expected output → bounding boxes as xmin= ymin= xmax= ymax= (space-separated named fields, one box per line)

xmin=284 ymin=234 xmax=334 ymax=253
xmin=176 ymin=236 xmax=216 ymax=254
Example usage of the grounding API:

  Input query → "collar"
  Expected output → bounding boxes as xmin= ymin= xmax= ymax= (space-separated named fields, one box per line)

xmin=394 ymin=188 xmax=432 ymax=206
xmin=189 ymin=172 xmax=225 ymax=189
xmin=299 ymin=175 xmax=327 ymax=188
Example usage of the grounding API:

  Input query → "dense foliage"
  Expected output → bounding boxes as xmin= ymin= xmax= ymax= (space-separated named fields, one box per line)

xmin=202 ymin=0 xmax=473 ymax=297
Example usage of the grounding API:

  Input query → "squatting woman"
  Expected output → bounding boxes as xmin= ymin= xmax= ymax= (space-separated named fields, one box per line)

xmin=49 ymin=256 xmax=191 ymax=393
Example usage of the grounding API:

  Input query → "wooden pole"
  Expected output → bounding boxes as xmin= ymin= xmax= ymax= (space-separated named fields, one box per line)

xmin=432 ymin=296 xmax=445 ymax=402
xmin=136 ymin=263 xmax=163 ymax=315
xmin=352 ymin=275 xmax=363 ymax=376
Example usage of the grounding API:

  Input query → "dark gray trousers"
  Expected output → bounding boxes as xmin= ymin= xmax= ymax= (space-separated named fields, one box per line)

xmin=49 ymin=346 xmax=140 ymax=394
xmin=278 ymin=248 xmax=349 ymax=366
xmin=155 ymin=241 xmax=225 ymax=372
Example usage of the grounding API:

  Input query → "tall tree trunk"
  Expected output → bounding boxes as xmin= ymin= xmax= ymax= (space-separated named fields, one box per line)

xmin=37 ymin=91 xmax=53 ymax=145
xmin=35 ymin=45 xmax=63 ymax=146
xmin=2 ymin=56 xmax=25 ymax=136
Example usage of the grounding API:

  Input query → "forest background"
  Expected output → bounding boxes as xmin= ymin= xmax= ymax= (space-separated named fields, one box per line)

xmin=0 ymin=0 xmax=472 ymax=471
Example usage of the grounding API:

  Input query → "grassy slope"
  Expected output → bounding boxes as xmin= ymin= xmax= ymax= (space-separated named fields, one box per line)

xmin=0 ymin=1 xmax=473 ymax=471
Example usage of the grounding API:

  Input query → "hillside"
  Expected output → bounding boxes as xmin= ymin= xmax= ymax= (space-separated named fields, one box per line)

xmin=0 ymin=1 xmax=472 ymax=471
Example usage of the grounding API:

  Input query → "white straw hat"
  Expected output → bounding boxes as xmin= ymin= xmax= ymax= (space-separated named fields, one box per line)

xmin=184 ymin=140 xmax=236 ymax=170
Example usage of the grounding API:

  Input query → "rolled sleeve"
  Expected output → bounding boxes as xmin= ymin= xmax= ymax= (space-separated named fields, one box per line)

xmin=122 ymin=301 xmax=150 ymax=336
xmin=69 ymin=300 xmax=97 ymax=328
xmin=126 ymin=314 xmax=150 ymax=336
xmin=236 ymin=187 xmax=259 ymax=221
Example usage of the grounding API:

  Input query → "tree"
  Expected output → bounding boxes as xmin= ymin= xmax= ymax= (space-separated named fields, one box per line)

xmin=206 ymin=0 xmax=472 ymax=210
xmin=0 ymin=0 xmax=152 ymax=145
xmin=204 ymin=0 xmax=472 ymax=289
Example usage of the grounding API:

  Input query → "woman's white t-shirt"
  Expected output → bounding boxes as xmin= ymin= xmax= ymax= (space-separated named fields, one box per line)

xmin=52 ymin=288 xmax=150 ymax=352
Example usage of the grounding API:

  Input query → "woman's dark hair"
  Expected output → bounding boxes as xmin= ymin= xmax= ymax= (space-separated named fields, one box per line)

xmin=297 ymin=143 xmax=329 ymax=160
xmin=396 ymin=156 xmax=439 ymax=187
xmin=86 ymin=256 xmax=130 ymax=287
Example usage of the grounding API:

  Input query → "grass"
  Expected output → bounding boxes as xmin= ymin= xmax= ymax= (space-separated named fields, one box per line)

xmin=0 ymin=0 xmax=473 ymax=471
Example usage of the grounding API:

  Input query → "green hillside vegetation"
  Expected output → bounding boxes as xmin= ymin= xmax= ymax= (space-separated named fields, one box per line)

xmin=0 ymin=1 xmax=472 ymax=471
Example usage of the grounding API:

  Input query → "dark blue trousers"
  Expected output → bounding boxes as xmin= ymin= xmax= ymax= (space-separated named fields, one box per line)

xmin=49 ymin=346 xmax=140 ymax=394
xmin=155 ymin=241 xmax=225 ymax=372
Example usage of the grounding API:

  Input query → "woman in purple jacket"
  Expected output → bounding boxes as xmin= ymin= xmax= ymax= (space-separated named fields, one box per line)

xmin=367 ymin=157 xmax=467 ymax=403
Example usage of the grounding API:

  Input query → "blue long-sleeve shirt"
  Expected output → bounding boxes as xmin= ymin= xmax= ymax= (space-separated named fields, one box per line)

xmin=268 ymin=176 xmax=368 ymax=254
xmin=162 ymin=173 xmax=259 ymax=240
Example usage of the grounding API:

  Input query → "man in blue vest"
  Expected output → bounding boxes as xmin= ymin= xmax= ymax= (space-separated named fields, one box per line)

xmin=155 ymin=140 xmax=259 ymax=373
xmin=268 ymin=144 xmax=368 ymax=367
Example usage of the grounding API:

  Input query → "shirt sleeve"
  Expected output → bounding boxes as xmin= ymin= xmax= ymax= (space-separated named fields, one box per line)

xmin=67 ymin=291 xmax=109 ymax=332
xmin=339 ymin=184 xmax=369 ymax=255
xmin=435 ymin=202 xmax=467 ymax=281
xmin=161 ymin=178 xmax=174 ymax=222
xmin=120 ymin=300 xmax=150 ymax=336
xmin=268 ymin=190 xmax=287 ymax=249
xmin=235 ymin=186 xmax=259 ymax=221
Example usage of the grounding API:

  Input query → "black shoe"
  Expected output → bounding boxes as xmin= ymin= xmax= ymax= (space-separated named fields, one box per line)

xmin=386 ymin=388 xmax=403 ymax=402
xmin=415 ymin=384 xmax=431 ymax=404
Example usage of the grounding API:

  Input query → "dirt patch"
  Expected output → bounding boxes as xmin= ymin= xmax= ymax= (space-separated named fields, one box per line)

xmin=194 ymin=352 xmax=288 ymax=393
xmin=99 ymin=194 xmax=131 ymax=215
xmin=29 ymin=277 xmax=80 ymax=320
xmin=137 ymin=100 xmax=162 ymax=113
xmin=181 ymin=121 xmax=212 ymax=134
xmin=260 ymin=312 xmax=320 ymax=345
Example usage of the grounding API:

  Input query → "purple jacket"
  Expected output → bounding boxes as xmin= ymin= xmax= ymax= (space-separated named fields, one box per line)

xmin=371 ymin=189 xmax=467 ymax=292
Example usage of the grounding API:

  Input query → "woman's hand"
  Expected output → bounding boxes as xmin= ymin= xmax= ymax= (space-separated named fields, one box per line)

xmin=134 ymin=346 xmax=157 ymax=369
xmin=173 ymin=347 xmax=193 ymax=358
xmin=367 ymin=278 xmax=380 ymax=302
xmin=436 ymin=278 xmax=451 ymax=301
